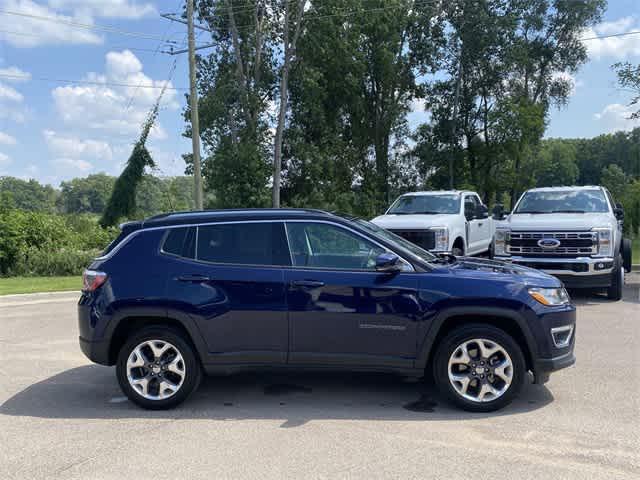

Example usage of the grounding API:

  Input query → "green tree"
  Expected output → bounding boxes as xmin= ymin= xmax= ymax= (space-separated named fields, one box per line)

xmin=0 ymin=177 xmax=58 ymax=212
xmin=59 ymin=173 xmax=115 ymax=214
xmin=601 ymin=164 xmax=628 ymax=200
xmin=535 ymin=139 xmax=579 ymax=187
xmin=614 ymin=62 xmax=640 ymax=119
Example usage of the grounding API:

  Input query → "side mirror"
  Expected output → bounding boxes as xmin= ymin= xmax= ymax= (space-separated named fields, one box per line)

xmin=375 ymin=252 xmax=402 ymax=273
xmin=492 ymin=204 xmax=505 ymax=220
xmin=614 ymin=206 xmax=624 ymax=220
xmin=476 ymin=204 xmax=489 ymax=219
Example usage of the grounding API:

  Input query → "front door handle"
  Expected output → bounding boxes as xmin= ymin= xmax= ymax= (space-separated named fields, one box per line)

xmin=177 ymin=274 xmax=210 ymax=283
xmin=290 ymin=280 xmax=325 ymax=288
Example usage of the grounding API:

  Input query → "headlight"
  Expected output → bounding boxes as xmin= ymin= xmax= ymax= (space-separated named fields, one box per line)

xmin=593 ymin=227 xmax=612 ymax=257
xmin=494 ymin=228 xmax=510 ymax=256
xmin=430 ymin=227 xmax=449 ymax=251
xmin=528 ymin=287 xmax=570 ymax=306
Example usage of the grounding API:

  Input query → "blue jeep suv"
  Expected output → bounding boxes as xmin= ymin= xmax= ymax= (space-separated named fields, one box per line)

xmin=78 ymin=209 xmax=576 ymax=412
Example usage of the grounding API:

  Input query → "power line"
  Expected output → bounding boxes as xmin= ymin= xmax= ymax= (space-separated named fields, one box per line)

xmin=0 ymin=72 xmax=187 ymax=90
xmin=581 ymin=30 xmax=640 ymax=41
xmin=0 ymin=8 xmax=180 ymax=42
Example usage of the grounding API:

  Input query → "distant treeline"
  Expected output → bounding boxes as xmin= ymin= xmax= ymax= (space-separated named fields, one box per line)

xmin=0 ymin=174 xmax=195 ymax=218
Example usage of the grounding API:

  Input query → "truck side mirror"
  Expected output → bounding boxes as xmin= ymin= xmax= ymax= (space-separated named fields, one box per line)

xmin=492 ymin=204 xmax=505 ymax=220
xmin=614 ymin=206 xmax=624 ymax=221
xmin=476 ymin=204 xmax=489 ymax=219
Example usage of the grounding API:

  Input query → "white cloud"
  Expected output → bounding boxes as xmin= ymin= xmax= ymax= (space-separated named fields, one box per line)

xmin=594 ymin=103 xmax=640 ymax=133
xmin=0 ymin=132 xmax=17 ymax=145
xmin=43 ymin=130 xmax=113 ymax=162
xmin=48 ymin=0 xmax=156 ymax=19
xmin=0 ymin=0 xmax=102 ymax=47
xmin=51 ymin=50 xmax=177 ymax=140
xmin=53 ymin=157 xmax=93 ymax=171
xmin=584 ymin=16 xmax=640 ymax=60
xmin=0 ymin=152 xmax=11 ymax=166
xmin=0 ymin=82 xmax=23 ymax=102
xmin=0 ymin=66 xmax=32 ymax=82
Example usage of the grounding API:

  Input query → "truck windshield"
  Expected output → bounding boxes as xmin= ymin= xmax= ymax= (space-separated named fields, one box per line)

xmin=387 ymin=194 xmax=460 ymax=215
xmin=515 ymin=190 xmax=609 ymax=214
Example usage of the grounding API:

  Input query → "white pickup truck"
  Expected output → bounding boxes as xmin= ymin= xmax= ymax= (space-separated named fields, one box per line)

xmin=371 ymin=190 xmax=494 ymax=256
xmin=493 ymin=186 xmax=633 ymax=300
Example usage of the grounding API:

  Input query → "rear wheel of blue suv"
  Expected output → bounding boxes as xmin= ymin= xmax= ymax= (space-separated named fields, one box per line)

xmin=78 ymin=209 xmax=576 ymax=412
xmin=115 ymin=327 xmax=202 ymax=409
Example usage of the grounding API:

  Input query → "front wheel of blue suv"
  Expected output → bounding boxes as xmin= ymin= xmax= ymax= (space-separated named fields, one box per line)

xmin=116 ymin=327 xmax=202 ymax=410
xmin=433 ymin=324 xmax=526 ymax=412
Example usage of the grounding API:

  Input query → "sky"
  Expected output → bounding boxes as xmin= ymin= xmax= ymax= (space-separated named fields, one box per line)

xmin=0 ymin=0 xmax=639 ymax=187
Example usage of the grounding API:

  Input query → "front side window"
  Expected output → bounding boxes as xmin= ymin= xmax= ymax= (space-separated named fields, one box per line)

xmin=387 ymin=194 xmax=461 ymax=215
xmin=515 ymin=190 xmax=609 ymax=214
xmin=286 ymin=222 xmax=385 ymax=270
xmin=196 ymin=222 xmax=291 ymax=266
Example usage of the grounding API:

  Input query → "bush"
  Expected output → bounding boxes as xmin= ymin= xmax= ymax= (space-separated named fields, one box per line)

xmin=0 ymin=209 xmax=118 ymax=277
xmin=9 ymin=247 xmax=99 ymax=277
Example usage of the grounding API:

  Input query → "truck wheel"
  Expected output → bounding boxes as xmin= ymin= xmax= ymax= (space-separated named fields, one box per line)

xmin=433 ymin=324 xmax=526 ymax=412
xmin=116 ymin=327 xmax=202 ymax=410
xmin=606 ymin=255 xmax=624 ymax=301
xmin=622 ymin=238 xmax=632 ymax=273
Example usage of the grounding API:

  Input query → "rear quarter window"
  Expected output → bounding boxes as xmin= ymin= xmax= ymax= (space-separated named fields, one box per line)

xmin=162 ymin=227 xmax=196 ymax=258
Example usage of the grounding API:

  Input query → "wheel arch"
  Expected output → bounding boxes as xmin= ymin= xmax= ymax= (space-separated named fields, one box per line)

xmin=415 ymin=307 xmax=537 ymax=373
xmin=107 ymin=313 xmax=205 ymax=366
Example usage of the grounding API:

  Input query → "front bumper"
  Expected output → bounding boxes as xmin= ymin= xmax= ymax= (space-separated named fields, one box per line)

xmin=496 ymin=255 xmax=614 ymax=288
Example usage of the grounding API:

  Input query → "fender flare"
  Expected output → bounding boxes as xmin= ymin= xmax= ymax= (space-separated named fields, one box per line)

xmin=414 ymin=306 xmax=539 ymax=370
xmin=103 ymin=305 xmax=208 ymax=365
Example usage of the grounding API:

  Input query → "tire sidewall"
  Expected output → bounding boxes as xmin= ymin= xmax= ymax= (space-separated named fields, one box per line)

xmin=433 ymin=324 xmax=526 ymax=412
xmin=607 ymin=255 xmax=623 ymax=301
xmin=116 ymin=327 xmax=202 ymax=410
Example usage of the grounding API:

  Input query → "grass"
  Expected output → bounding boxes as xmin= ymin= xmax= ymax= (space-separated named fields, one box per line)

xmin=0 ymin=276 xmax=81 ymax=296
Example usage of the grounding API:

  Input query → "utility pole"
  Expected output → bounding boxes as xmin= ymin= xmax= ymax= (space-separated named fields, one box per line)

xmin=186 ymin=0 xmax=203 ymax=210
xmin=449 ymin=50 xmax=463 ymax=190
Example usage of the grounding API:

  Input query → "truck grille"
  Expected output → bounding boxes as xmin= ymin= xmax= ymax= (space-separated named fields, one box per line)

xmin=507 ymin=231 xmax=597 ymax=257
xmin=389 ymin=230 xmax=436 ymax=250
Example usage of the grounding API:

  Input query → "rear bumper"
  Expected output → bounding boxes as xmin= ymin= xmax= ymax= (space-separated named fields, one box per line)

xmin=79 ymin=336 xmax=111 ymax=365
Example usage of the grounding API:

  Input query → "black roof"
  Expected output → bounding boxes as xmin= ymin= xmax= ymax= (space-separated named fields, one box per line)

xmin=140 ymin=208 xmax=339 ymax=228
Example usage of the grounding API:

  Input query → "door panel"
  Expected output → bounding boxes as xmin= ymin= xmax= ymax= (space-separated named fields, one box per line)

xmin=284 ymin=221 xmax=422 ymax=367
xmin=286 ymin=269 xmax=422 ymax=366
xmin=163 ymin=222 xmax=290 ymax=365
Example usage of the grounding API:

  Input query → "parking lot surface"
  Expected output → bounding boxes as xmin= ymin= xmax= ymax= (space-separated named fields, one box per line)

xmin=1 ymin=279 xmax=639 ymax=480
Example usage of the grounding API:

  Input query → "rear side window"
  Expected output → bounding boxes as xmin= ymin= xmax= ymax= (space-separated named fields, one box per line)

xmin=162 ymin=227 xmax=196 ymax=258
xmin=196 ymin=222 xmax=291 ymax=266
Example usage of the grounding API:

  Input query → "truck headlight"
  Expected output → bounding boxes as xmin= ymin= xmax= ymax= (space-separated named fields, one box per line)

xmin=494 ymin=228 xmax=510 ymax=256
xmin=593 ymin=227 xmax=612 ymax=257
xmin=528 ymin=287 xmax=570 ymax=306
xmin=430 ymin=227 xmax=449 ymax=251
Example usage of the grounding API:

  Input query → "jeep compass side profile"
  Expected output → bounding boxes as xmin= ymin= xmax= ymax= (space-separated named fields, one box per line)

xmin=78 ymin=209 xmax=576 ymax=412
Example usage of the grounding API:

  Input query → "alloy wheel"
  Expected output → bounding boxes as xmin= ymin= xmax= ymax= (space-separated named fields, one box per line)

xmin=447 ymin=338 xmax=513 ymax=403
xmin=126 ymin=340 xmax=186 ymax=400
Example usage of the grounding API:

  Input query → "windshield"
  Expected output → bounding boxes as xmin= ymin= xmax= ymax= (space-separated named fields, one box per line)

xmin=347 ymin=217 xmax=438 ymax=264
xmin=515 ymin=190 xmax=609 ymax=214
xmin=387 ymin=194 xmax=460 ymax=215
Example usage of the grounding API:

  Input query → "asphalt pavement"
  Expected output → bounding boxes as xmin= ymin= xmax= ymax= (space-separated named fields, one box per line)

xmin=1 ymin=278 xmax=639 ymax=480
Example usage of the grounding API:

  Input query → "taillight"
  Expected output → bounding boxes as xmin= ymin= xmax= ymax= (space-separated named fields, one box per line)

xmin=82 ymin=270 xmax=108 ymax=292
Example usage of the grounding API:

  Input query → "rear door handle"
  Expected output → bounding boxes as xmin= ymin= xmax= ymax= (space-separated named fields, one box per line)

xmin=177 ymin=274 xmax=210 ymax=283
xmin=290 ymin=280 xmax=325 ymax=288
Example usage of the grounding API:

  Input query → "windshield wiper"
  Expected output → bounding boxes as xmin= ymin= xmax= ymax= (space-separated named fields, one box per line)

xmin=515 ymin=210 xmax=550 ymax=214
xmin=390 ymin=211 xmax=442 ymax=215
xmin=550 ymin=210 xmax=586 ymax=214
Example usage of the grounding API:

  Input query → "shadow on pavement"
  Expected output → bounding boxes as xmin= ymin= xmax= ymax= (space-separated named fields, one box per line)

xmin=568 ymin=281 xmax=639 ymax=306
xmin=0 ymin=367 xmax=554 ymax=426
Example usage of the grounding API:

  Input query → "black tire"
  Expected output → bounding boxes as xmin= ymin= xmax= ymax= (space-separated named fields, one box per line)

xmin=433 ymin=324 xmax=526 ymax=412
xmin=622 ymin=238 xmax=632 ymax=273
xmin=606 ymin=255 xmax=624 ymax=301
xmin=452 ymin=243 xmax=464 ymax=257
xmin=116 ymin=326 xmax=202 ymax=410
